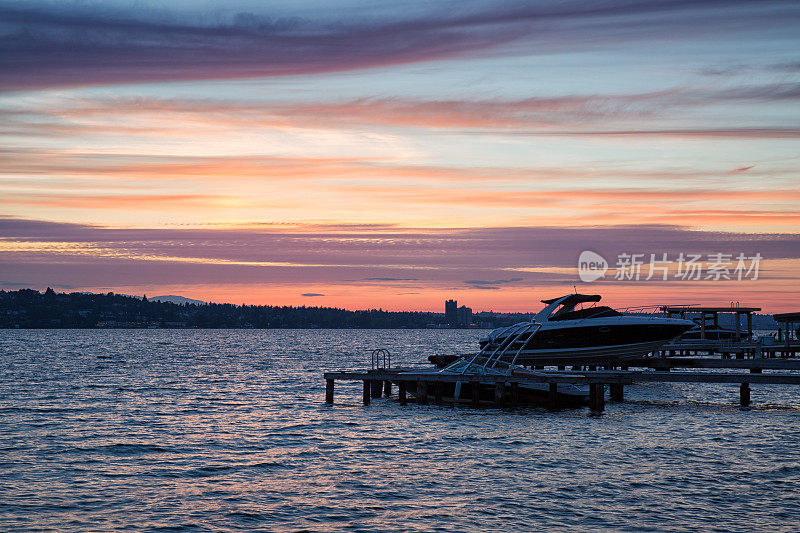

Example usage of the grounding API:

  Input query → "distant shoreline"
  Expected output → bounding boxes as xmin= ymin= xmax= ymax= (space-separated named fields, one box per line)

xmin=0 ymin=288 xmax=530 ymax=330
xmin=0 ymin=288 xmax=780 ymax=330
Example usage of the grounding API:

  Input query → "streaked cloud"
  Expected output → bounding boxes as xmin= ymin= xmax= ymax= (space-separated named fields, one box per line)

xmin=3 ymin=217 xmax=800 ymax=270
xmin=3 ymin=218 xmax=799 ymax=310
xmin=465 ymin=278 xmax=523 ymax=285
xmin=730 ymin=165 xmax=755 ymax=174
xmin=3 ymin=1 xmax=795 ymax=91
xmin=6 ymin=82 xmax=800 ymax=137
xmin=362 ymin=277 xmax=419 ymax=282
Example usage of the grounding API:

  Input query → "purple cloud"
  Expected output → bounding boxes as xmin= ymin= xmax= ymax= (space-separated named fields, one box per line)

xmin=2 ymin=218 xmax=799 ymax=291
xmin=2 ymin=0 xmax=796 ymax=90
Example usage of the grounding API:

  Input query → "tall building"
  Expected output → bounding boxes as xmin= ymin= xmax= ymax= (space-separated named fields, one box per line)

xmin=445 ymin=299 xmax=457 ymax=326
xmin=457 ymin=305 xmax=473 ymax=328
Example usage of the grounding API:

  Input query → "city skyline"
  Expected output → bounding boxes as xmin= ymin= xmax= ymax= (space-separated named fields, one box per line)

xmin=2 ymin=1 xmax=799 ymax=312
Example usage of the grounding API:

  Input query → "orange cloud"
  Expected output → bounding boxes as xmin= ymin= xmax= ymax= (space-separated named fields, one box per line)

xmin=2 ymin=193 xmax=220 ymax=209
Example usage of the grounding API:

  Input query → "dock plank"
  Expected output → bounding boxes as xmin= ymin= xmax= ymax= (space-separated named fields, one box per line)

xmin=324 ymin=370 xmax=800 ymax=386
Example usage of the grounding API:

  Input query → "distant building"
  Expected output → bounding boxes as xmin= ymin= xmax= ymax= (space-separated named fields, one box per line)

xmin=445 ymin=299 xmax=458 ymax=326
xmin=445 ymin=299 xmax=473 ymax=327
xmin=457 ymin=305 xmax=473 ymax=328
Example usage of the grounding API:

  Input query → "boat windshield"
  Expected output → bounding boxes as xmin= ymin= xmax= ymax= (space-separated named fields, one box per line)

xmin=548 ymin=305 xmax=621 ymax=321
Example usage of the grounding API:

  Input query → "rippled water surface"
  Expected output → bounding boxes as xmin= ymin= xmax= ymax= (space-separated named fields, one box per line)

xmin=2 ymin=329 xmax=800 ymax=532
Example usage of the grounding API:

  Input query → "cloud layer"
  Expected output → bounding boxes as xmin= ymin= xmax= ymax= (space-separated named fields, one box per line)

xmin=3 ymin=217 xmax=799 ymax=274
xmin=2 ymin=0 xmax=797 ymax=90
xmin=1 ymin=1 xmax=798 ymax=311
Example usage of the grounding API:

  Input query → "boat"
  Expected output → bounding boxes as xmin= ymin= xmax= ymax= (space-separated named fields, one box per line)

xmin=477 ymin=294 xmax=696 ymax=363
xmin=402 ymin=294 xmax=695 ymax=406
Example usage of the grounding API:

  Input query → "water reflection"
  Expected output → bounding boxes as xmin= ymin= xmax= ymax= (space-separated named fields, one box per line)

xmin=0 ymin=329 xmax=799 ymax=531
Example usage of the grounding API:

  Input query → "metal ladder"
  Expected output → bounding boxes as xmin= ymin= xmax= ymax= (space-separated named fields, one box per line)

xmin=370 ymin=348 xmax=391 ymax=370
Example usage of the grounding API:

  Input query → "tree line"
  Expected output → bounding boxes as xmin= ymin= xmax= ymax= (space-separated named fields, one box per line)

xmin=0 ymin=288 xmax=525 ymax=329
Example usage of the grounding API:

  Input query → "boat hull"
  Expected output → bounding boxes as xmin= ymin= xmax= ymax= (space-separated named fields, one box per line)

xmin=480 ymin=319 xmax=694 ymax=362
xmin=506 ymin=339 xmax=674 ymax=362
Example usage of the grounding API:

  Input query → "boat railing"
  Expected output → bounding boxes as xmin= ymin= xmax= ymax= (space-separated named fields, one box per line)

xmin=508 ymin=323 xmax=543 ymax=367
xmin=614 ymin=304 xmax=669 ymax=316
xmin=451 ymin=321 xmax=541 ymax=375
xmin=481 ymin=322 xmax=540 ymax=372
xmin=553 ymin=304 xmax=667 ymax=323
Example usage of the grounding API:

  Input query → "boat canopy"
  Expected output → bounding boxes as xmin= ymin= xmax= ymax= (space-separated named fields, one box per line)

xmin=541 ymin=294 xmax=601 ymax=306
xmin=534 ymin=294 xmax=605 ymax=322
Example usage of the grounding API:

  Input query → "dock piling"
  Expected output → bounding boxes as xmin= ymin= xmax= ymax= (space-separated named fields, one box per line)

xmin=740 ymin=382 xmax=751 ymax=406
xmin=510 ymin=382 xmax=519 ymax=406
xmin=589 ymin=383 xmax=605 ymax=412
xmin=383 ymin=380 xmax=392 ymax=397
xmin=417 ymin=380 xmax=428 ymax=405
xmin=325 ymin=378 xmax=334 ymax=404
xmin=494 ymin=382 xmax=505 ymax=407
xmin=398 ymin=381 xmax=407 ymax=405
xmin=471 ymin=380 xmax=480 ymax=408
xmin=370 ymin=380 xmax=382 ymax=399
xmin=610 ymin=383 xmax=624 ymax=402
xmin=434 ymin=381 xmax=443 ymax=405
xmin=362 ymin=380 xmax=371 ymax=405
xmin=548 ymin=382 xmax=558 ymax=410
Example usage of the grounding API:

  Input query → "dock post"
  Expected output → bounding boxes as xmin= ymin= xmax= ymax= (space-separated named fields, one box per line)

xmin=740 ymin=382 xmax=751 ymax=407
xmin=417 ymin=380 xmax=428 ymax=405
xmin=325 ymin=379 xmax=335 ymax=404
xmin=510 ymin=382 xmax=519 ymax=406
xmin=610 ymin=383 xmax=624 ymax=402
xmin=548 ymin=382 xmax=558 ymax=410
xmin=590 ymin=383 xmax=605 ymax=412
xmin=434 ymin=381 xmax=443 ymax=405
xmin=471 ymin=380 xmax=480 ymax=408
xmin=494 ymin=381 xmax=505 ymax=408
xmin=371 ymin=380 xmax=382 ymax=398
xmin=362 ymin=381 xmax=371 ymax=405
xmin=383 ymin=380 xmax=392 ymax=397
xmin=398 ymin=381 xmax=407 ymax=405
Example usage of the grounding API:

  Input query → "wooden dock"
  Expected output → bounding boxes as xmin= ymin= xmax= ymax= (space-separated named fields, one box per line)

xmin=656 ymin=340 xmax=800 ymax=358
xmin=324 ymin=357 xmax=800 ymax=412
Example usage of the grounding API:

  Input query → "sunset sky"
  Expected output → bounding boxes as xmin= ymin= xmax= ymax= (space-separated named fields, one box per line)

xmin=2 ymin=0 xmax=799 ymax=312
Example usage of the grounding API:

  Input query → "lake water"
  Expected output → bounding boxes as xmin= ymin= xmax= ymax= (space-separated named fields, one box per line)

xmin=1 ymin=329 xmax=799 ymax=532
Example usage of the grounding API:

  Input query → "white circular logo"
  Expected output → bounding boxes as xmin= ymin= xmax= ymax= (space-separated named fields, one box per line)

xmin=578 ymin=251 xmax=608 ymax=282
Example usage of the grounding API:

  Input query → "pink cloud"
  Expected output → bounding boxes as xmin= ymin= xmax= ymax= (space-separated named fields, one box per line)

xmin=730 ymin=165 xmax=755 ymax=173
